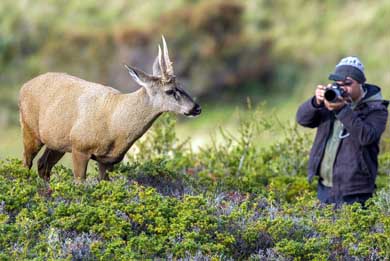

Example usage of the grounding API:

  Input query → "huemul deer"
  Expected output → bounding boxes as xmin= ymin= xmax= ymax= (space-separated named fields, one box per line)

xmin=19 ymin=36 xmax=201 ymax=182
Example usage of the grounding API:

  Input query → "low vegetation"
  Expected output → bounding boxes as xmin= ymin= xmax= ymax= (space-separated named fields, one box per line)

xmin=1 ymin=111 xmax=390 ymax=260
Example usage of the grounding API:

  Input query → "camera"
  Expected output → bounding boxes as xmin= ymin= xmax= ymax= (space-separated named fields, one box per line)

xmin=324 ymin=83 xmax=346 ymax=103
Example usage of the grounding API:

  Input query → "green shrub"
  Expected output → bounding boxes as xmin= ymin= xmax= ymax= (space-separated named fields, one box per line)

xmin=1 ymin=112 xmax=390 ymax=259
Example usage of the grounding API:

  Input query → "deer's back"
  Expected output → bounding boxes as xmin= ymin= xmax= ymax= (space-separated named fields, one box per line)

xmin=19 ymin=72 xmax=120 ymax=152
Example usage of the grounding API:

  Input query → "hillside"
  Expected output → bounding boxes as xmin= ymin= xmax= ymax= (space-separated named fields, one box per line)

xmin=1 ymin=0 xmax=390 ymax=127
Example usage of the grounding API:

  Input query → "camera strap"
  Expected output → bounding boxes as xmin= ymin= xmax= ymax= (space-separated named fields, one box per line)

xmin=338 ymin=125 xmax=350 ymax=139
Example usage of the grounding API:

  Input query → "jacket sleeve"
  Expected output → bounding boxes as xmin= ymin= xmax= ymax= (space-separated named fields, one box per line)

xmin=296 ymin=96 xmax=328 ymax=128
xmin=336 ymin=103 xmax=389 ymax=146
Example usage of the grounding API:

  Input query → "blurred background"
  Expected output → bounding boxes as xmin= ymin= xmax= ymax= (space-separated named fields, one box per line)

xmin=1 ymin=0 xmax=390 ymax=162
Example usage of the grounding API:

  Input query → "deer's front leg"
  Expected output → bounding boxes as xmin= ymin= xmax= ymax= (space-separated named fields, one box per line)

xmin=72 ymin=149 xmax=90 ymax=183
xmin=98 ymin=162 xmax=113 ymax=181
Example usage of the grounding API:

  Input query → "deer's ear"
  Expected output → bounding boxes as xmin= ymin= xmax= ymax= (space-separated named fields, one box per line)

xmin=125 ymin=64 xmax=156 ymax=87
xmin=152 ymin=54 xmax=162 ymax=77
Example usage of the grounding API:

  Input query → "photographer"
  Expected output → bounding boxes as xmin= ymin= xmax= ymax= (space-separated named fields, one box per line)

xmin=296 ymin=57 xmax=388 ymax=205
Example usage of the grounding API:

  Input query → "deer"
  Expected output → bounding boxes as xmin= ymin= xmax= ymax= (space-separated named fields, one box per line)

xmin=18 ymin=36 xmax=201 ymax=183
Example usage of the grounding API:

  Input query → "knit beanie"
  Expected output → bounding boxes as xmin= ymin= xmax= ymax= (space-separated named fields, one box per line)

xmin=328 ymin=56 xmax=366 ymax=83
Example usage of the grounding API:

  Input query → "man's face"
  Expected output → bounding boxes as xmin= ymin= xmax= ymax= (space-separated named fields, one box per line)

xmin=337 ymin=77 xmax=363 ymax=102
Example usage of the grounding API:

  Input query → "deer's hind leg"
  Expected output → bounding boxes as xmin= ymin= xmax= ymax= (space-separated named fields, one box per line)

xmin=98 ymin=162 xmax=114 ymax=181
xmin=38 ymin=148 xmax=65 ymax=181
xmin=21 ymin=122 xmax=43 ymax=170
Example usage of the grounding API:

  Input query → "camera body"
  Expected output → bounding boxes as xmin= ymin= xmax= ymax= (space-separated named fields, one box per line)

xmin=324 ymin=83 xmax=346 ymax=103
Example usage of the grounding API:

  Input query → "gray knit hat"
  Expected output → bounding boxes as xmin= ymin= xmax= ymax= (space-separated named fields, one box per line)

xmin=329 ymin=56 xmax=366 ymax=83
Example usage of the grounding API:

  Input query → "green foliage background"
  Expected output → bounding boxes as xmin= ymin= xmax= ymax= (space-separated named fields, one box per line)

xmin=1 ymin=0 xmax=390 ymax=127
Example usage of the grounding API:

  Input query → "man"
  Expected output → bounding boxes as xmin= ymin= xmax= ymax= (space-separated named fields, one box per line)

xmin=296 ymin=56 xmax=388 ymax=205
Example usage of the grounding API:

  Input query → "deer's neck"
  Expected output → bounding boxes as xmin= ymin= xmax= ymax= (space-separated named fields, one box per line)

xmin=114 ymin=88 xmax=163 ymax=143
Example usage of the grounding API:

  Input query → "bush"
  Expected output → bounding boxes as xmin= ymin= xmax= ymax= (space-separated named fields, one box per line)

xmin=1 ymin=111 xmax=390 ymax=259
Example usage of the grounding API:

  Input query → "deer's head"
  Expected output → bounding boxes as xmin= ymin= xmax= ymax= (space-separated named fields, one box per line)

xmin=125 ymin=36 xmax=201 ymax=117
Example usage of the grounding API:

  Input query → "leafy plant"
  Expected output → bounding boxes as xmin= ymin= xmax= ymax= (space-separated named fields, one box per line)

xmin=1 ymin=111 xmax=390 ymax=259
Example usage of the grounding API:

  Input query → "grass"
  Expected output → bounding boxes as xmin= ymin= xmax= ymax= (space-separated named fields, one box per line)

xmin=0 ymin=127 xmax=21 ymax=159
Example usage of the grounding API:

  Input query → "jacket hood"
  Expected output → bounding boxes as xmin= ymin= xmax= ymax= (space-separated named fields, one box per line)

xmin=362 ymin=84 xmax=383 ymax=103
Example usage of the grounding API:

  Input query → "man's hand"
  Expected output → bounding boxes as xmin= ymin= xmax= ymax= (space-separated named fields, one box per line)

xmin=315 ymin=85 xmax=326 ymax=105
xmin=324 ymin=97 xmax=347 ymax=111
xmin=316 ymin=84 xmax=349 ymax=111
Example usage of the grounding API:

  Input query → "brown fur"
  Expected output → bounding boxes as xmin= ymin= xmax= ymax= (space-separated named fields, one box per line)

xmin=19 ymin=37 xmax=200 ymax=182
xmin=19 ymin=73 xmax=162 ymax=181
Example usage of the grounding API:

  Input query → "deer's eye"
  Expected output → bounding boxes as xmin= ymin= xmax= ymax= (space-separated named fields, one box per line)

xmin=165 ymin=90 xmax=175 ymax=95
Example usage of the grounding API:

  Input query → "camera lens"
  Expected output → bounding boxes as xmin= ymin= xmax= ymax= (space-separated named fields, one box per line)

xmin=324 ymin=89 xmax=338 ymax=102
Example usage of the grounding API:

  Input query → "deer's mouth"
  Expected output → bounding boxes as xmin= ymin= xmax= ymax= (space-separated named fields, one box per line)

xmin=184 ymin=104 xmax=201 ymax=117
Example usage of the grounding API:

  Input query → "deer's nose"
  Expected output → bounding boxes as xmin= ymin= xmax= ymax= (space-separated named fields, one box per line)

xmin=189 ymin=103 xmax=201 ymax=116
